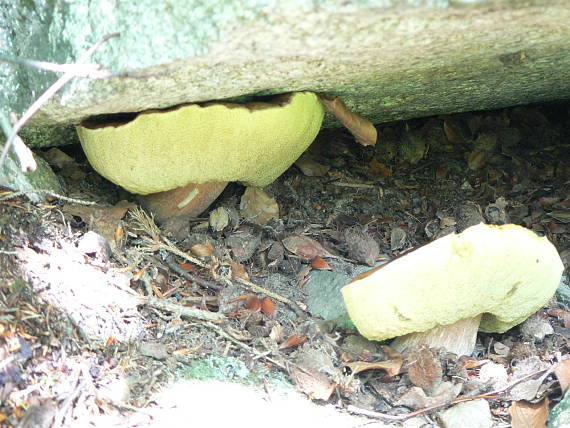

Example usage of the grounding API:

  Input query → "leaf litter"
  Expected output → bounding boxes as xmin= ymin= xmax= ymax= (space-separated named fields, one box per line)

xmin=0 ymin=101 xmax=569 ymax=427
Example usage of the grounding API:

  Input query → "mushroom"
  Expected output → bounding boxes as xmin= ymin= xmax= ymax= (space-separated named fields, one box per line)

xmin=76 ymin=92 xmax=324 ymax=232
xmin=341 ymin=224 xmax=564 ymax=356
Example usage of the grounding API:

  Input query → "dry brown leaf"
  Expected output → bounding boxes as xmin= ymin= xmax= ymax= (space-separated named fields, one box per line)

xmin=291 ymin=366 xmax=336 ymax=401
xmin=279 ymin=333 xmax=307 ymax=350
xmin=547 ymin=308 xmax=570 ymax=328
xmin=467 ymin=150 xmax=488 ymax=170
xmin=509 ymin=399 xmax=549 ymax=428
xmin=295 ymin=155 xmax=330 ymax=177
xmin=209 ymin=207 xmax=230 ymax=232
xmin=114 ymin=224 xmax=124 ymax=244
xmin=282 ymin=235 xmax=335 ymax=260
xmin=179 ymin=262 xmax=196 ymax=272
xmin=345 ymin=359 xmax=403 ymax=377
xmin=260 ymin=297 xmax=276 ymax=315
xmin=397 ymin=382 xmax=461 ymax=410
xmin=311 ymin=256 xmax=331 ymax=270
xmin=318 ymin=94 xmax=377 ymax=147
xmin=190 ymin=242 xmax=214 ymax=258
xmin=555 ymin=359 xmax=570 ymax=394
xmin=245 ymin=295 xmax=261 ymax=312
xmin=405 ymin=346 xmax=443 ymax=394
xmin=63 ymin=200 xmax=135 ymax=244
xmin=240 ymin=187 xmax=279 ymax=224
xmin=443 ymin=118 xmax=469 ymax=144
xmin=230 ymin=261 xmax=250 ymax=281
xmin=369 ymin=158 xmax=392 ymax=177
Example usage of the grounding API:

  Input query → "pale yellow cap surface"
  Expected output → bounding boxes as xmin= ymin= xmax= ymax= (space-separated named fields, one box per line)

xmin=77 ymin=92 xmax=324 ymax=195
xmin=342 ymin=224 xmax=564 ymax=341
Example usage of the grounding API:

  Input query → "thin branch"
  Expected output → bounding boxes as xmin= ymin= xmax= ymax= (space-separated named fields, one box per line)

xmin=347 ymin=365 xmax=555 ymax=422
xmin=0 ymin=189 xmax=97 ymax=205
xmin=0 ymin=32 xmax=120 ymax=172
xmin=0 ymin=114 xmax=36 ymax=172
xmin=0 ymin=54 xmax=113 ymax=79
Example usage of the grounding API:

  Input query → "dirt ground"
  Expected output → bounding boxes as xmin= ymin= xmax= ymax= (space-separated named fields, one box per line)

xmin=1 ymin=101 xmax=569 ymax=428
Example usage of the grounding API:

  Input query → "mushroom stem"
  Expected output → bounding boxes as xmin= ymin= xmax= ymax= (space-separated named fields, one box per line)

xmin=390 ymin=314 xmax=483 ymax=356
xmin=139 ymin=181 xmax=228 ymax=236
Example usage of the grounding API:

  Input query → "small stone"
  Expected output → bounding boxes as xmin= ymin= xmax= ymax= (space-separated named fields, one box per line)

xmin=139 ymin=341 xmax=169 ymax=360
xmin=438 ymin=399 xmax=493 ymax=428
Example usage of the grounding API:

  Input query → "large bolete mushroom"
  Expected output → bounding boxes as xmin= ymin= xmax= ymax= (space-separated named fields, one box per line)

xmin=342 ymin=224 xmax=564 ymax=356
xmin=77 ymin=92 xmax=324 ymax=231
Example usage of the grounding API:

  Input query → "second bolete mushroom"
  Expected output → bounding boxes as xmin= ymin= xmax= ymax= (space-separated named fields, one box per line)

xmin=341 ymin=224 xmax=564 ymax=356
xmin=77 ymin=92 xmax=324 ymax=231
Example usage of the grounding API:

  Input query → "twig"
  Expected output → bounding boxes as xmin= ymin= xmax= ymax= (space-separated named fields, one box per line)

xmin=347 ymin=365 xmax=554 ymax=421
xmin=163 ymin=256 xmax=222 ymax=291
xmin=144 ymin=296 xmax=224 ymax=323
xmin=0 ymin=32 xmax=120 ymax=172
xmin=0 ymin=54 xmax=113 ymax=78
xmin=0 ymin=114 xmax=36 ymax=172
xmin=204 ymin=321 xmax=287 ymax=371
xmin=0 ymin=189 xmax=97 ymax=205
xmin=223 ymin=276 xmax=307 ymax=316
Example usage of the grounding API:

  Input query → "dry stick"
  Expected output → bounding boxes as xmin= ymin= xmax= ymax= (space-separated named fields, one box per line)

xmin=144 ymin=296 xmax=224 ymax=323
xmin=204 ymin=321 xmax=287 ymax=371
xmin=347 ymin=366 xmax=554 ymax=422
xmin=0 ymin=114 xmax=36 ymax=172
xmin=0 ymin=189 xmax=98 ymax=205
xmin=0 ymin=32 xmax=120 ymax=172
xmin=163 ymin=256 xmax=222 ymax=291
xmin=228 ymin=277 xmax=307 ymax=316
xmin=0 ymin=54 xmax=113 ymax=79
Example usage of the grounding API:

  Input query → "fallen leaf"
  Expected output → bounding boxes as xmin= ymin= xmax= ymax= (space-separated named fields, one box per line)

xmin=405 ymin=346 xmax=443 ymax=394
xmin=179 ymin=262 xmax=196 ymax=272
xmin=282 ymin=235 xmax=335 ymax=260
xmin=345 ymin=359 xmax=403 ymax=377
xmin=291 ymin=366 xmax=336 ymax=401
xmin=230 ymin=261 xmax=250 ymax=281
xmin=369 ymin=158 xmax=392 ymax=177
xmin=269 ymin=324 xmax=283 ymax=343
xmin=260 ymin=297 xmax=276 ymax=315
xmin=293 ymin=347 xmax=339 ymax=401
xmin=114 ymin=224 xmax=124 ymax=244
xmin=279 ymin=333 xmax=307 ymax=350
xmin=317 ymin=93 xmax=377 ymax=147
xmin=397 ymin=382 xmax=461 ymax=410
xmin=64 ymin=200 xmax=135 ymax=244
xmin=190 ymin=242 xmax=214 ymax=258
xmin=554 ymin=359 xmax=570 ymax=394
xmin=443 ymin=118 xmax=469 ymax=144
xmin=295 ymin=155 xmax=330 ymax=177
xmin=311 ymin=256 xmax=331 ymax=270
xmin=245 ymin=295 xmax=262 ymax=312
xmin=509 ymin=399 xmax=548 ymax=428
xmin=209 ymin=207 xmax=230 ymax=231
xmin=240 ymin=187 xmax=279 ymax=224
xmin=548 ymin=308 xmax=570 ymax=328
xmin=467 ymin=150 xmax=488 ymax=170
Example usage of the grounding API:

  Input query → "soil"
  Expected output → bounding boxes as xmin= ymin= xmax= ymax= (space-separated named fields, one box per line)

xmin=1 ymin=101 xmax=569 ymax=428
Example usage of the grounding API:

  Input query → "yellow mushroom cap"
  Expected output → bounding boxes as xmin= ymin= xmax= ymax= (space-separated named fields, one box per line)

xmin=342 ymin=224 xmax=563 ymax=341
xmin=76 ymin=92 xmax=324 ymax=195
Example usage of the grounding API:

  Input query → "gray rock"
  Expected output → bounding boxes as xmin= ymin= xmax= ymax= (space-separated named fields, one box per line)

xmin=305 ymin=264 xmax=378 ymax=327
xmin=438 ymin=399 xmax=493 ymax=428
xmin=1 ymin=0 xmax=569 ymax=130
xmin=0 ymin=152 xmax=62 ymax=203
xmin=550 ymin=388 xmax=570 ymax=428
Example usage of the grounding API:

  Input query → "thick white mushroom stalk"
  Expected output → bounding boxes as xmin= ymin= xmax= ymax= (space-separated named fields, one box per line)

xmin=342 ymin=224 xmax=564 ymax=356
